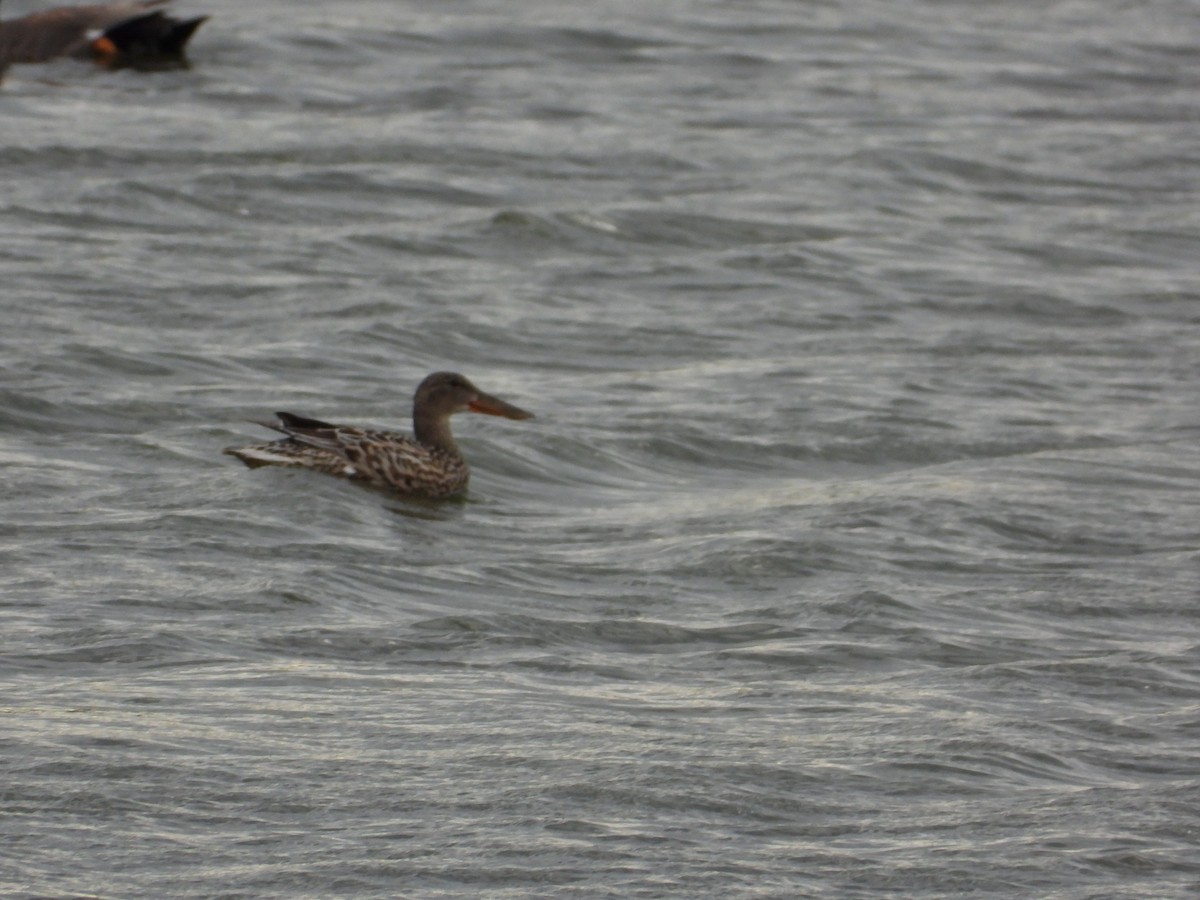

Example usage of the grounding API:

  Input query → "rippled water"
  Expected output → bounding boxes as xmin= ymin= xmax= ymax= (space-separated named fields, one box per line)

xmin=3 ymin=0 xmax=1199 ymax=896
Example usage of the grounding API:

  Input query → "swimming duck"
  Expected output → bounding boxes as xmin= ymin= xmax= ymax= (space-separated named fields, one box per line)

xmin=224 ymin=372 xmax=534 ymax=498
xmin=0 ymin=0 xmax=206 ymax=78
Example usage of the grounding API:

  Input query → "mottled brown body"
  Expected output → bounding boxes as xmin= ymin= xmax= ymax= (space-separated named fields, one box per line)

xmin=224 ymin=373 xmax=533 ymax=500
xmin=230 ymin=421 xmax=470 ymax=498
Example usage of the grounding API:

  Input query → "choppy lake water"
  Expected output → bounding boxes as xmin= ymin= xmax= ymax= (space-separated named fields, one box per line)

xmin=3 ymin=0 xmax=1199 ymax=896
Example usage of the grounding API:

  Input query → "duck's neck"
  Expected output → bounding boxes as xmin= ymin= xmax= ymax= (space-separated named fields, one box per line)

xmin=413 ymin=410 xmax=460 ymax=456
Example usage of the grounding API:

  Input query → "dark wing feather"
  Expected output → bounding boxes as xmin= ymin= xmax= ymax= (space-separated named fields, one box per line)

xmin=275 ymin=411 xmax=340 ymax=431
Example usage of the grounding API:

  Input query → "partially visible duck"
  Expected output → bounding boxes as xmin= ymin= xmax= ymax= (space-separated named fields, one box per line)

xmin=0 ymin=0 xmax=206 ymax=78
xmin=224 ymin=372 xmax=535 ymax=499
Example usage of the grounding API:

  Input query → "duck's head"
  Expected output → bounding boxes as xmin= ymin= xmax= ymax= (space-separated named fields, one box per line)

xmin=414 ymin=372 xmax=534 ymax=421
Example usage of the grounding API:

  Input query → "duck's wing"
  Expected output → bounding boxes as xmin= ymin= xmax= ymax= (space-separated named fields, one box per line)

xmin=270 ymin=412 xmax=370 ymax=456
xmin=227 ymin=413 xmax=466 ymax=497
xmin=270 ymin=413 xmax=451 ymax=490
xmin=223 ymin=412 xmax=355 ymax=475
xmin=223 ymin=439 xmax=351 ymax=476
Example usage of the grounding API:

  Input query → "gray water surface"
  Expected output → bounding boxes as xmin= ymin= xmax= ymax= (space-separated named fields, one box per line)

xmin=3 ymin=0 xmax=1199 ymax=896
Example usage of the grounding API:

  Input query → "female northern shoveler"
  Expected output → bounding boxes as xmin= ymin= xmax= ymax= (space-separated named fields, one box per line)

xmin=224 ymin=372 xmax=534 ymax=499
xmin=0 ymin=0 xmax=207 ymax=78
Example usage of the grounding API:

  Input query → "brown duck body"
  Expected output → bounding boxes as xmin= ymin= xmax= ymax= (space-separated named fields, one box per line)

xmin=224 ymin=373 xmax=533 ymax=499
xmin=0 ymin=0 xmax=206 ymax=76
xmin=230 ymin=413 xmax=473 ymax=499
